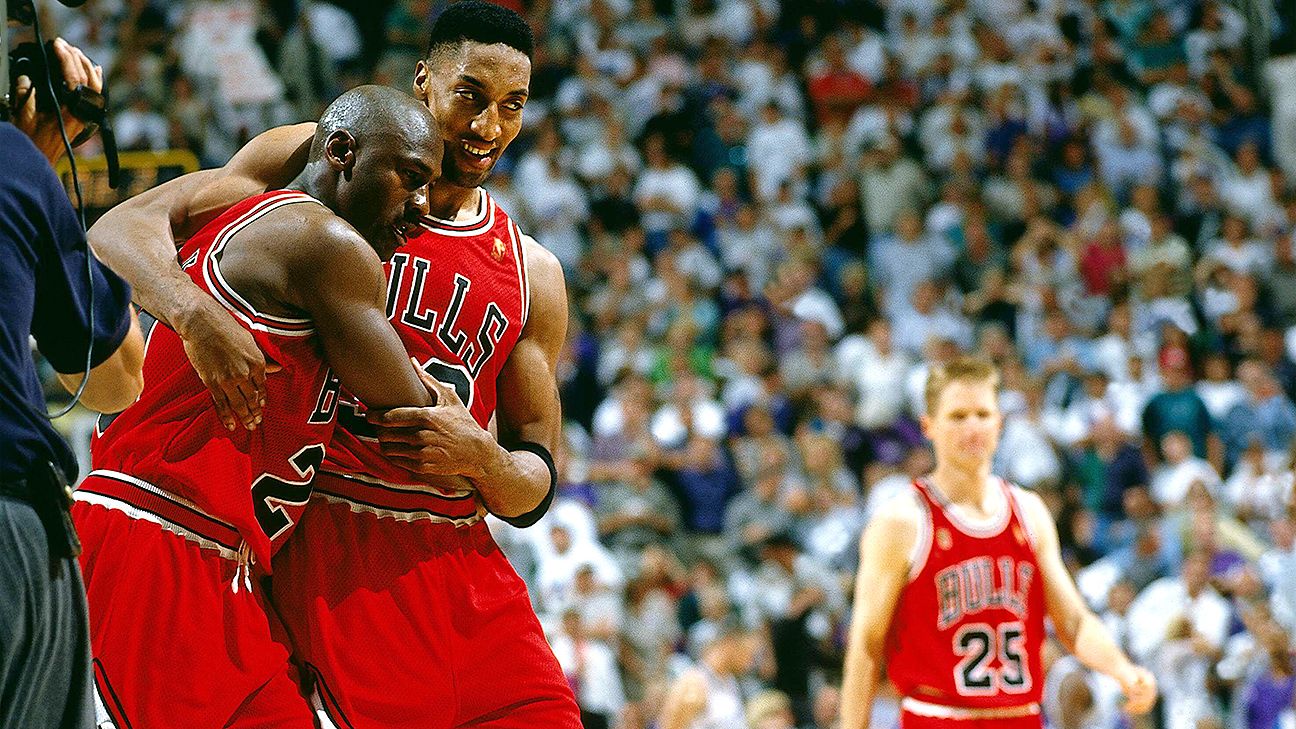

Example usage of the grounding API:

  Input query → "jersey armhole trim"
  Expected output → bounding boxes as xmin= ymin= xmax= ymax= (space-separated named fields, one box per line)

xmin=512 ymin=222 xmax=531 ymax=329
xmin=908 ymin=487 xmax=933 ymax=582
xmin=1005 ymin=479 xmax=1039 ymax=549
xmin=202 ymin=192 xmax=320 ymax=336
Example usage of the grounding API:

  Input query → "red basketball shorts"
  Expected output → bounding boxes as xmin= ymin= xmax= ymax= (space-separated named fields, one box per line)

xmin=269 ymin=474 xmax=581 ymax=729
xmin=74 ymin=474 xmax=314 ymax=728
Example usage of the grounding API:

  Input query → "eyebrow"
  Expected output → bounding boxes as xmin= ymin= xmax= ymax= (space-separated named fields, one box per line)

xmin=458 ymin=74 xmax=529 ymax=98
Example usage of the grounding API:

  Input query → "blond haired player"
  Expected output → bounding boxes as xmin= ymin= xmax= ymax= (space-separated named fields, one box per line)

xmin=841 ymin=357 xmax=1157 ymax=729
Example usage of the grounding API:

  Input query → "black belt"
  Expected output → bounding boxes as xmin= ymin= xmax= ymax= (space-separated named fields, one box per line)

xmin=0 ymin=462 xmax=82 ymax=562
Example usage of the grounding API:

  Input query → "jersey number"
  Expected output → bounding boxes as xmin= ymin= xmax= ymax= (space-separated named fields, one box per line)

xmin=337 ymin=358 xmax=473 ymax=439
xmin=952 ymin=622 xmax=1030 ymax=696
xmin=251 ymin=444 xmax=325 ymax=540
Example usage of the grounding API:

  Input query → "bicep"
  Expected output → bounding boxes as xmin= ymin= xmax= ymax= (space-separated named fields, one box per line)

xmin=850 ymin=511 xmax=916 ymax=652
xmin=1025 ymin=494 xmax=1090 ymax=640
xmin=496 ymin=245 xmax=568 ymax=449
xmin=298 ymin=244 xmax=430 ymax=410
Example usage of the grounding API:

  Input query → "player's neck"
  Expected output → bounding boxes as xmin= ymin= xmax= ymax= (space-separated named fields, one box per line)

xmin=427 ymin=182 xmax=480 ymax=221
xmin=928 ymin=459 xmax=995 ymax=506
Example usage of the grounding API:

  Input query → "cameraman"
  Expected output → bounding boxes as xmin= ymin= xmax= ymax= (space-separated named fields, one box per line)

xmin=1 ymin=37 xmax=144 ymax=728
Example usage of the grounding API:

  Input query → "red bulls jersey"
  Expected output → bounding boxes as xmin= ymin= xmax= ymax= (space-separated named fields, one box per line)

xmin=86 ymin=190 xmax=339 ymax=569
xmin=885 ymin=478 xmax=1045 ymax=708
xmin=320 ymin=190 xmax=528 ymax=521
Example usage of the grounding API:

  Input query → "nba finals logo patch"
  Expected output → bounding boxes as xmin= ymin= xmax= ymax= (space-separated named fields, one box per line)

xmin=491 ymin=237 xmax=507 ymax=261
xmin=936 ymin=528 xmax=953 ymax=551
xmin=1013 ymin=526 xmax=1026 ymax=545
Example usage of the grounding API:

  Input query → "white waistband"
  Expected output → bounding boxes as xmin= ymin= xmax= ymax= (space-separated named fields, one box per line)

xmin=901 ymin=697 xmax=1040 ymax=720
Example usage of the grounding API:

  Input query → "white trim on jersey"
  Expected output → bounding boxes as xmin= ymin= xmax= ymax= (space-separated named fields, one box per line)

xmin=901 ymin=697 xmax=1040 ymax=720
xmin=919 ymin=477 xmax=1013 ymax=538
xmin=908 ymin=487 xmax=934 ymax=582
xmin=72 ymin=490 xmax=240 ymax=562
xmin=318 ymin=468 xmax=476 ymax=498
xmin=1005 ymin=481 xmax=1039 ymax=549
xmin=510 ymin=222 xmax=532 ymax=329
xmin=311 ymin=491 xmax=484 ymax=527
xmin=202 ymin=191 xmax=321 ymax=337
xmin=418 ymin=191 xmax=496 ymax=236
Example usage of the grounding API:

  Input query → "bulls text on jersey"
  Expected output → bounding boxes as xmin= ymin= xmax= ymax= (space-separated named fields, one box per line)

xmin=387 ymin=255 xmax=511 ymax=380
xmin=935 ymin=556 xmax=1035 ymax=631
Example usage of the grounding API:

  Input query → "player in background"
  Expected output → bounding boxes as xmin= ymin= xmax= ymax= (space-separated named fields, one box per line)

xmin=840 ymin=357 xmax=1158 ymax=729
xmin=87 ymin=3 xmax=580 ymax=727
xmin=75 ymin=86 xmax=441 ymax=728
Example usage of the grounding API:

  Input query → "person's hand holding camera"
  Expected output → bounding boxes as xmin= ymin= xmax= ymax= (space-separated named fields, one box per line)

xmin=11 ymin=37 xmax=101 ymax=164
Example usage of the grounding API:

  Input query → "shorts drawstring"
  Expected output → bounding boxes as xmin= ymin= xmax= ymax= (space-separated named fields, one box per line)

xmin=231 ymin=540 xmax=254 ymax=594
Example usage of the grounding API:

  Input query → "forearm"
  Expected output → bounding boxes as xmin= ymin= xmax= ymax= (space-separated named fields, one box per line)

xmin=86 ymin=176 xmax=214 ymax=329
xmin=1068 ymin=611 xmax=1135 ymax=679
xmin=472 ymin=442 xmax=553 ymax=521
xmin=840 ymin=647 xmax=881 ymax=729
xmin=55 ymin=309 xmax=145 ymax=413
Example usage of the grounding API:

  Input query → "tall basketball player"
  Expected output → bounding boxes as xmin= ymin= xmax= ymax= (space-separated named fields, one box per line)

xmin=76 ymin=86 xmax=441 ymax=728
xmin=840 ymin=357 xmax=1157 ymax=729
xmin=88 ymin=3 xmax=581 ymax=727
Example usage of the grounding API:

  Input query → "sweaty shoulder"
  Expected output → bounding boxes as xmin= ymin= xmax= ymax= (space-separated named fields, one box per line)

xmin=520 ymin=233 xmax=567 ymax=331
xmin=223 ymin=200 xmax=381 ymax=318
xmin=521 ymin=233 xmax=562 ymax=286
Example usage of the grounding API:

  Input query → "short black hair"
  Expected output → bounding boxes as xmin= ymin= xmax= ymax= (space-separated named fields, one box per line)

xmin=426 ymin=1 xmax=534 ymax=61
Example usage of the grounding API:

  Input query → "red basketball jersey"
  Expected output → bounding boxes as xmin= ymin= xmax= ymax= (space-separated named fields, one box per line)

xmin=88 ymin=190 xmax=339 ymax=569
xmin=884 ymin=478 xmax=1046 ymax=708
xmin=320 ymin=190 xmax=528 ymax=520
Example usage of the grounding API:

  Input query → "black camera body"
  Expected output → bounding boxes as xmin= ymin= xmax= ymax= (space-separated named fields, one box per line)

xmin=2 ymin=0 xmax=93 ymax=123
xmin=4 ymin=0 xmax=120 ymax=186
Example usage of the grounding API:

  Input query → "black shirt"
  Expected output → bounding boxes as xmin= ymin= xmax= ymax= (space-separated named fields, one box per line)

xmin=0 ymin=123 xmax=133 ymax=482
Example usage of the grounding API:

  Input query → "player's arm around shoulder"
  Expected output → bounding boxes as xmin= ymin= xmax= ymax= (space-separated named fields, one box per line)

xmin=276 ymin=211 xmax=431 ymax=411
xmin=87 ymin=122 xmax=317 ymax=431
xmin=1012 ymin=486 xmax=1158 ymax=714
xmin=840 ymin=491 xmax=923 ymax=729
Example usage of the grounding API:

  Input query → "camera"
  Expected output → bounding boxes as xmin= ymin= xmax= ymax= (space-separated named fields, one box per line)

xmin=3 ymin=0 xmax=94 ymax=127
xmin=4 ymin=0 xmax=120 ymax=185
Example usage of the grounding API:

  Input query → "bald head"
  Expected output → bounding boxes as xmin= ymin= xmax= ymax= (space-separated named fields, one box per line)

xmin=311 ymin=85 xmax=438 ymax=162
xmin=298 ymin=85 xmax=443 ymax=260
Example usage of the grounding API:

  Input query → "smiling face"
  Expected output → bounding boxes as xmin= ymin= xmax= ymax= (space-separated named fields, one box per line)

xmin=414 ymin=40 xmax=531 ymax=189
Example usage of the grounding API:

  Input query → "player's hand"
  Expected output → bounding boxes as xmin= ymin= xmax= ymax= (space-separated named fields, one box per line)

xmin=1116 ymin=664 xmax=1157 ymax=715
xmin=368 ymin=363 xmax=493 ymax=479
xmin=174 ymin=296 xmax=271 ymax=431
xmin=13 ymin=37 xmax=103 ymax=164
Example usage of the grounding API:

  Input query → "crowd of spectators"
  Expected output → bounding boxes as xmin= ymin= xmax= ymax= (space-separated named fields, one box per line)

xmin=29 ymin=0 xmax=1296 ymax=727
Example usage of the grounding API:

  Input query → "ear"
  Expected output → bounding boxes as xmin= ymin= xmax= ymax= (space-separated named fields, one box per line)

xmin=413 ymin=60 xmax=431 ymax=103
xmin=325 ymin=130 xmax=357 ymax=176
xmin=919 ymin=414 xmax=932 ymax=440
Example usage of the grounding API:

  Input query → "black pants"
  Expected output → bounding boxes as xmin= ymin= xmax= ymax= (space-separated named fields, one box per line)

xmin=0 ymin=495 xmax=94 ymax=728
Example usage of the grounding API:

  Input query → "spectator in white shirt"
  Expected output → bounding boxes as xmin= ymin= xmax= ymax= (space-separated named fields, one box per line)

xmin=634 ymin=133 xmax=701 ymax=240
xmin=549 ymin=609 xmax=626 ymax=728
xmin=1150 ymin=431 xmax=1223 ymax=508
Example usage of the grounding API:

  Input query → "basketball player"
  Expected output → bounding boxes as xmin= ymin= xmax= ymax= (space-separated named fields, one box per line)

xmin=88 ymin=4 xmax=580 ymax=727
xmin=840 ymin=357 xmax=1157 ymax=729
xmin=75 ymin=86 xmax=443 ymax=728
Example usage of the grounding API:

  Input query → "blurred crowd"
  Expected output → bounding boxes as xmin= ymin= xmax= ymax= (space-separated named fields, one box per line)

xmin=28 ymin=0 xmax=1296 ymax=727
